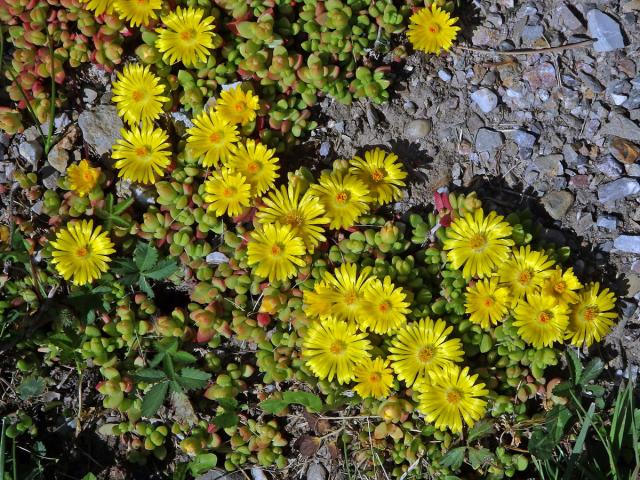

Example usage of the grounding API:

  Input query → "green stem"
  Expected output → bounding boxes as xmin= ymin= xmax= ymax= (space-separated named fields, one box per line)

xmin=11 ymin=437 xmax=16 ymax=480
xmin=1 ymin=418 xmax=7 ymax=480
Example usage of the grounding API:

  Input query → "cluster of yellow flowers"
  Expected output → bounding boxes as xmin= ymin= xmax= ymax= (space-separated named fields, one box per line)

xmin=444 ymin=208 xmax=618 ymax=349
xmin=302 ymin=263 xmax=488 ymax=434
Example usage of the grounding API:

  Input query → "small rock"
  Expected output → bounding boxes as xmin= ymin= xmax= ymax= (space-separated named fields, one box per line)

xmin=53 ymin=113 xmax=71 ymax=132
xmin=587 ymin=9 xmax=625 ymax=52
xmin=557 ymin=3 xmax=584 ymax=30
xmin=510 ymin=129 xmax=537 ymax=148
xmin=613 ymin=235 xmax=640 ymax=254
xmin=523 ymin=63 xmax=557 ymax=90
xmin=601 ymin=114 xmax=640 ymax=142
xmin=470 ymin=88 xmax=498 ymax=113
xmin=475 ymin=128 xmax=504 ymax=152
xmin=596 ymin=215 xmax=618 ymax=230
xmin=31 ymin=200 xmax=44 ymax=215
xmin=47 ymin=144 xmax=69 ymax=173
xmin=41 ymin=169 xmax=60 ymax=190
xmin=610 ymin=137 xmax=640 ymax=164
xmin=596 ymin=155 xmax=624 ymax=177
xmin=251 ymin=468 xmax=268 ymax=480
xmin=83 ymin=88 xmax=98 ymax=104
xmin=438 ymin=69 xmax=452 ymax=82
xmin=611 ymin=93 xmax=629 ymax=106
xmin=306 ymin=464 xmax=327 ymax=480
xmin=171 ymin=111 xmax=194 ymax=128
xmin=404 ymin=119 xmax=432 ymax=140
xmin=332 ymin=121 xmax=345 ymax=134
xmin=403 ymin=101 xmax=418 ymax=115
xmin=534 ymin=154 xmax=564 ymax=176
xmin=626 ymin=163 xmax=640 ymax=176
xmin=598 ymin=177 xmax=640 ymax=203
xmin=206 ymin=252 xmax=230 ymax=264
xmin=18 ymin=140 xmax=43 ymax=167
xmin=319 ymin=141 xmax=331 ymax=157
xmin=78 ymin=106 xmax=123 ymax=156
xmin=541 ymin=191 xmax=574 ymax=220
xmin=522 ymin=24 xmax=544 ymax=43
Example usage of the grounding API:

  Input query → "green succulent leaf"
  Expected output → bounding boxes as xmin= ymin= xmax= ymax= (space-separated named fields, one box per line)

xmin=188 ymin=453 xmax=218 ymax=476
xmin=260 ymin=391 xmax=323 ymax=414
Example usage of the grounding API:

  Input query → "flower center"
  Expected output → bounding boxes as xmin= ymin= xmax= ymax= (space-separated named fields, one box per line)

xmin=270 ymin=244 xmax=282 ymax=256
xmin=428 ymin=24 xmax=440 ymax=34
xmin=131 ymin=90 xmax=145 ymax=102
xmin=247 ymin=161 xmax=260 ymax=173
xmin=335 ymin=191 xmax=349 ymax=204
xmin=553 ymin=281 xmax=566 ymax=294
xmin=369 ymin=372 xmax=381 ymax=383
xmin=468 ymin=233 xmax=486 ymax=250
xmin=135 ymin=146 xmax=149 ymax=157
xmin=329 ymin=340 xmax=346 ymax=354
xmin=209 ymin=132 xmax=221 ymax=143
xmin=285 ymin=212 xmax=303 ymax=227
xmin=83 ymin=171 xmax=95 ymax=182
xmin=378 ymin=302 xmax=390 ymax=313
xmin=371 ymin=169 xmax=385 ymax=182
xmin=583 ymin=306 xmax=598 ymax=322
xmin=222 ymin=187 xmax=234 ymax=197
xmin=483 ymin=297 xmax=494 ymax=308
xmin=538 ymin=312 xmax=551 ymax=324
xmin=179 ymin=29 xmax=194 ymax=41
xmin=344 ymin=291 xmax=357 ymax=305
xmin=234 ymin=102 xmax=245 ymax=112
xmin=417 ymin=346 xmax=433 ymax=363
xmin=446 ymin=389 xmax=462 ymax=404
xmin=518 ymin=270 xmax=532 ymax=286
xmin=76 ymin=246 xmax=88 ymax=257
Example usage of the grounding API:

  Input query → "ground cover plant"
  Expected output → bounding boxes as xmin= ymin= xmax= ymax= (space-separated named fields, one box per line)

xmin=1 ymin=0 xmax=639 ymax=479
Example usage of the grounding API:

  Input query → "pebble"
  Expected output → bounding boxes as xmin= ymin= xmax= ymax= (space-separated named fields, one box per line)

xmin=534 ymin=154 xmax=564 ymax=176
xmin=251 ymin=468 xmax=268 ymax=480
xmin=557 ymin=3 xmax=584 ymax=30
xmin=403 ymin=101 xmax=418 ymax=115
xmin=404 ymin=119 xmax=432 ymax=140
xmin=42 ymin=169 xmax=60 ymax=190
xmin=470 ymin=88 xmax=498 ymax=113
xmin=522 ymin=24 xmax=544 ymax=43
xmin=613 ymin=235 xmax=640 ymax=254
xmin=587 ymin=9 xmax=625 ymax=52
xmin=319 ymin=141 xmax=331 ymax=157
xmin=18 ymin=140 xmax=43 ymax=167
xmin=475 ymin=128 xmax=504 ymax=152
xmin=83 ymin=88 xmax=98 ymax=104
xmin=78 ymin=106 xmax=123 ymax=156
xmin=306 ymin=463 xmax=327 ymax=480
xmin=601 ymin=114 xmax=640 ymax=142
xmin=541 ymin=190 xmax=574 ymax=220
xmin=510 ymin=129 xmax=538 ymax=148
xmin=611 ymin=93 xmax=629 ymax=106
xmin=626 ymin=163 xmax=640 ymax=176
xmin=596 ymin=155 xmax=624 ymax=178
xmin=438 ymin=69 xmax=452 ymax=82
xmin=597 ymin=177 xmax=640 ymax=203
xmin=523 ymin=63 xmax=556 ymax=90
xmin=47 ymin=143 xmax=69 ymax=173
xmin=596 ymin=215 xmax=618 ymax=230
xmin=610 ymin=137 xmax=640 ymax=164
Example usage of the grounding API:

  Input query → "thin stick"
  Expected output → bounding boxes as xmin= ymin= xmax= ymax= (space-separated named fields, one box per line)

xmin=455 ymin=39 xmax=594 ymax=56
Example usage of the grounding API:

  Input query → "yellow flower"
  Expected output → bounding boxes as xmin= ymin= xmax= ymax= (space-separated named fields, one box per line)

xmin=247 ymin=223 xmax=306 ymax=282
xmin=513 ymin=294 xmax=569 ymax=348
xmin=256 ymin=184 xmax=328 ymax=253
xmin=388 ymin=318 xmax=464 ymax=387
xmin=443 ymin=209 xmax=514 ymax=279
xmin=186 ymin=109 xmax=239 ymax=168
xmin=111 ymin=64 xmax=168 ymax=127
xmin=498 ymin=246 xmax=555 ymax=303
xmin=302 ymin=318 xmax=371 ymax=384
xmin=464 ymin=278 xmax=510 ymax=329
xmin=417 ymin=365 xmax=488 ymax=434
xmin=79 ymin=0 xmax=114 ymax=15
xmin=156 ymin=7 xmax=217 ymax=67
xmin=203 ymin=168 xmax=251 ymax=217
xmin=349 ymin=148 xmax=407 ymax=205
xmin=50 ymin=219 xmax=115 ymax=286
xmin=303 ymin=281 xmax=335 ymax=319
xmin=66 ymin=160 xmax=100 ymax=197
xmin=359 ymin=276 xmax=410 ymax=334
xmin=566 ymin=283 xmax=617 ymax=347
xmin=322 ymin=263 xmax=373 ymax=323
xmin=113 ymin=0 xmax=161 ymax=27
xmin=215 ymin=86 xmax=260 ymax=126
xmin=353 ymin=357 xmax=394 ymax=399
xmin=542 ymin=267 xmax=583 ymax=305
xmin=112 ymin=126 xmax=171 ymax=184
xmin=308 ymin=172 xmax=371 ymax=230
xmin=407 ymin=4 xmax=460 ymax=55
xmin=226 ymin=139 xmax=279 ymax=196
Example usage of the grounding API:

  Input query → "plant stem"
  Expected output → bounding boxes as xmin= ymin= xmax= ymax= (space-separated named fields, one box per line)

xmin=0 ymin=418 xmax=7 ymax=479
xmin=11 ymin=438 xmax=16 ymax=480
xmin=45 ymin=32 xmax=57 ymax=154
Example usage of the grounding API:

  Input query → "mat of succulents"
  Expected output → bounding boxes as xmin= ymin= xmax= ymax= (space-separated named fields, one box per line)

xmin=1 ymin=0 xmax=639 ymax=479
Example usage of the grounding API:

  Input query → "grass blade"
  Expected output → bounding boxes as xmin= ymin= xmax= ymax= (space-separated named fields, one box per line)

xmin=1 ymin=418 xmax=6 ymax=480
xmin=562 ymin=402 xmax=596 ymax=480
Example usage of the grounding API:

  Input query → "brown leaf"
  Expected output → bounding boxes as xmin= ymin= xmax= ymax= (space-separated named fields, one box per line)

xmin=294 ymin=434 xmax=321 ymax=458
xmin=302 ymin=411 xmax=331 ymax=435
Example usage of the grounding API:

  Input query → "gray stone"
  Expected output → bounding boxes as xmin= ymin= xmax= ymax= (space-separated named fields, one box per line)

xmin=404 ymin=119 xmax=432 ymax=140
xmin=438 ymin=69 xmax=452 ymax=82
xmin=306 ymin=464 xmax=327 ymax=480
xmin=251 ymin=468 xmax=268 ymax=480
xmin=611 ymin=93 xmax=629 ymax=106
xmin=18 ymin=140 xmax=43 ymax=167
xmin=597 ymin=215 xmax=618 ymax=230
xmin=601 ymin=114 xmax=640 ymax=142
xmin=613 ymin=235 xmax=640 ymax=254
xmin=522 ymin=24 xmax=544 ymax=43
xmin=598 ymin=178 xmax=640 ymax=203
xmin=403 ymin=101 xmax=418 ymax=115
xmin=83 ymin=88 xmax=98 ymax=104
xmin=470 ymin=88 xmax=498 ymax=113
xmin=475 ymin=128 xmax=504 ymax=152
xmin=596 ymin=155 xmax=624 ymax=178
xmin=510 ymin=129 xmax=537 ymax=148
xmin=587 ymin=9 xmax=625 ymax=52
xmin=626 ymin=163 xmax=640 ymax=177
xmin=541 ymin=190 xmax=574 ymax=220
xmin=534 ymin=154 xmax=564 ymax=176
xmin=42 ymin=169 xmax=60 ymax=190
xmin=78 ymin=105 xmax=123 ymax=156
xmin=47 ymin=143 xmax=69 ymax=173
xmin=319 ymin=141 xmax=331 ymax=157
xmin=557 ymin=3 xmax=584 ymax=30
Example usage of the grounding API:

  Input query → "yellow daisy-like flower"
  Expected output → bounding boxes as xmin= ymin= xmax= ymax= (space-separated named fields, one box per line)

xmin=417 ymin=365 xmax=488 ymax=434
xmin=203 ymin=168 xmax=251 ymax=217
xmin=303 ymin=281 xmax=335 ymax=319
xmin=359 ymin=276 xmax=410 ymax=334
xmin=308 ymin=172 xmax=371 ymax=230
xmin=256 ymin=184 xmax=329 ymax=253
xmin=66 ymin=160 xmax=100 ymax=197
xmin=215 ymin=86 xmax=260 ymax=126
xmin=226 ymin=139 xmax=279 ymax=196
xmin=79 ymin=0 xmax=114 ymax=16
xmin=388 ymin=318 xmax=464 ymax=387
xmin=50 ymin=219 xmax=115 ymax=286
xmin=542 ymin=267 xmax=583 ymax=305
xmin=187 ymin=109 xmax=238 ymax=168
xmin=113 ymin=0 xmax=161 ymax=27
xmin=349 ymin=148 xmax=407 ymax=205
xmin=513 ymin=294 xmax=569 ymax=348
xmin=353 ymin=357 xmax=394 ymax=399
xmin=443 ymin=209 xmax=515 ymax=279
xmin=407 ymin=4 xmax=460 ymax=55
xmin=566 ymin=283 xmax=617 ymax=347
xmin=498 ymin=246 xmax=555 ymax=303
xmin=465 ymin=278 xmax=510 ymax=329
xmin=111 ymin=64 xmax=168 ymax=127
xmin=322 ymin=262 xmax=373 ymax=323
xmin=302 ymin=318 xmax=371 ymax=384
xmin=155 ymin=7 xmax=217 ymax=67
xmin=247 ymin=223 xmax=306 ymax=282
xmin=112 ymin=126 xmax=171 ymax=184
